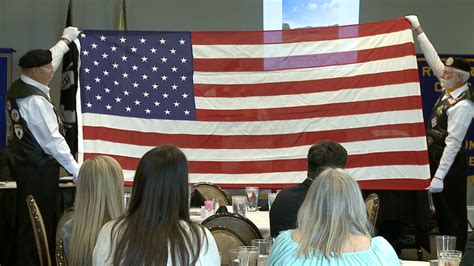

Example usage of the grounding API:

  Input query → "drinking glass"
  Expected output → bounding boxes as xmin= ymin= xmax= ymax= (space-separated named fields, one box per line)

xmin=228 ymin=246 xmax=259 ymax=266
xmin=436 ymin=235 xmax=456 ymax=258
xmin=229 ymin=248 xmax=242 ymax=266
xmin=251 ymin=238 xmax=272 ymax=266
xmin=232 ymin=196 xmax=248 ymax=217
xmin=438 ymin=250 xmax=462 ymax=266
xmin=267 ymin=193 xmax=277 ymax=210
xmin=245 ymin=187 xmax=259 ymax=212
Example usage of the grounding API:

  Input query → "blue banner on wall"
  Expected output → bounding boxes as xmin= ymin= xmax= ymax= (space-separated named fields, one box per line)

xmin=0 ymin=48 xmax=15 ymax=148
xmin=417 ymin=54 xmax=474 ymax=180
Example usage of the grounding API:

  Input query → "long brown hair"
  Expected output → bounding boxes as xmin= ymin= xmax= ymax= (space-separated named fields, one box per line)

xmin=111 ymin=145 xmax=208 ymax=265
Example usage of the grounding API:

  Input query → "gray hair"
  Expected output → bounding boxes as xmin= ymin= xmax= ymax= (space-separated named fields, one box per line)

xmin=452 ymin=68 xmax=470 ymax=83
xmin=296 ymin=168 xmax=372 ymax=259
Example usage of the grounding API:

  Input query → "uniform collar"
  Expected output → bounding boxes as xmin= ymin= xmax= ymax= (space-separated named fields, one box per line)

xmin=445 ymin=83 xmax=468 ymax=100
xmin=20 ymin=74 xmax=50 ymax=97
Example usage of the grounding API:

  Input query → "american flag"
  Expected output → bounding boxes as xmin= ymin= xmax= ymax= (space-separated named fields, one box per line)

xmin=76 ymin=18 xmax=430 ymax=189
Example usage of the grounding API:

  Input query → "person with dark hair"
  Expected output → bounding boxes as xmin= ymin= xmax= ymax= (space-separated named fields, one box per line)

xmin=406 ymin=15 xmax=473 ymax=251
xmin=93 ymin=145 xmax=220 ymax=265
xmin=269 ymin=140 xmax=348 ymax=237
xmin=5 ymin=26 xmax=80 ymax=265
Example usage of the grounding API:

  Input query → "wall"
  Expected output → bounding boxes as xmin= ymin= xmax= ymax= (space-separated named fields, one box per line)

xmin=0 ymin=0 xmax=263 ymax=106
xmin=360 ymin=0 xmax=474 ymax=54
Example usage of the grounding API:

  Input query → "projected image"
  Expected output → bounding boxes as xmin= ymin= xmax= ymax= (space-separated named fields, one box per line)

xmin=283 ymin=0 xmax=359 ymax=29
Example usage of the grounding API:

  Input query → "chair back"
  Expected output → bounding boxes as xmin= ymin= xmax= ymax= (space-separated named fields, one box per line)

xmin=208 ymin=226 xmax=245 ymax=265
xmin=191 ymin=182 xmax=231 ymax=206
xmin=56 ymin=239 xmax=68 ymax=266
xmin=364 ymin=193 xmax=380 ymax=228
xmin=202 ymin=213 xmax=263 ymax=246
xmin=56 ymin=207 xmax=75 ymax=244
xmin=26 ymin=195 xmax=51 ymax=266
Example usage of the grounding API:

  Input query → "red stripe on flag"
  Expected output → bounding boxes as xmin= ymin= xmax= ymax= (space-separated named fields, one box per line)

xmin=188 ymin=151 xmax=429 ymax=174
xmin=192 ymin=18 xmax=410 ymax=45
xmin=124 ymin=179 xmax=430 ymax=190
xmin=83 ymin=123 xmax=426 ymax=150
xmin=206 ymin=179 xmax=431 ymax=190
xmin=85 ymin=150 xmax=428 ymax=174
xmin=357 ymin=179 xmax=430 ymax=190
xmin=193 ymin=43 xmax=415 ymax=72
xmin=196 ymin=96 xmax=422 ymax=122
xmin=194 ymin=69 xmax=419 ymax=97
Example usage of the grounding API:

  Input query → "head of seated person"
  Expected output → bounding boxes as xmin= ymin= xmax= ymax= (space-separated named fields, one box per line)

xmin=269 ymin=140 xmax=348 ymax=237
xmin=307 ymin=140 xmax=348 ymax=181
xmin=268 ymin=168 xmax=399 ymax=265
xmin=68 ymin=156 xmax=124 ymax=265
xmin=94 ymin=145 xmax=218 ymax=265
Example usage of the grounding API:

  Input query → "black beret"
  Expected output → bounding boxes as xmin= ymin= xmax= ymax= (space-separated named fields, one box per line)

xmin=445 ymin=57 xmax=471 ymax=73
xmin=19 ymin=49 xmax=52 ymax=68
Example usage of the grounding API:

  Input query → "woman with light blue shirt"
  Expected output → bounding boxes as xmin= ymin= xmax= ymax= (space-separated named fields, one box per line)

xmin=268 ymin=168 xmax=400 ymax=265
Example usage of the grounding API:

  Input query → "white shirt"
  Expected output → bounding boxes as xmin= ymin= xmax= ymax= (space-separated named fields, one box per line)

xmin=417 ymin=33 xmax=474 ymax=179
xmin=93 ymin=220 xmax=221 ymax=265
xmin=16 ymin=40 xmax=79 ymax=177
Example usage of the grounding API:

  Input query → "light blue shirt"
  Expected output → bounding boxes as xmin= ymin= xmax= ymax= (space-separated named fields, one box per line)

xmin=268 ymin=230 xmax=400 ymax=266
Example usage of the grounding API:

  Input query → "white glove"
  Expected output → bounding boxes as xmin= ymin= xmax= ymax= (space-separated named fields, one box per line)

xmin=428 ymin=177 xmax=444 ymax=193
xmin=62 ymin=26 xmax=80 ymax=42
xmin=405 ymin=15 xmax=420 ymax=29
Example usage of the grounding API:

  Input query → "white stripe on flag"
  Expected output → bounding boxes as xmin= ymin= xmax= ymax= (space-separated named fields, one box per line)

xmin=82 ymin=109 xmax=423 ymax=135
xmin=195 ymin=82 xmax=420 ymax=110
xmin=193 ymin=56 xmax=417 ymax=84
xmin=83 ymin=137 xmax=428 ymax=162
xmin=192 ymin=29 xmax=413 ymax=59
xmin=122 ymin=164 xmax=431 ymax=183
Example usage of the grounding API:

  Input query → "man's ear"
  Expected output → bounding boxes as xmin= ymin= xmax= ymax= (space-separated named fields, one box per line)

xmin=30 ymin=67 xmax=41 ymax=77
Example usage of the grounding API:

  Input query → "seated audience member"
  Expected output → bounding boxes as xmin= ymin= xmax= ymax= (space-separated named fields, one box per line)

xmin=62 ymin=156 xmax=124 ymax=265
xmin=93 ymin=145 xmax=220 ymax=265
xmin=270 ymin=140 xmax=348 ymax=237
xmin=268 ymin=168 xmax=400 ymax=265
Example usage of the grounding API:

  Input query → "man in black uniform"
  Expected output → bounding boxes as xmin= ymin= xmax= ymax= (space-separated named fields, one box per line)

xmin=269 ymin=140 xmax=348 ymax=237
xmin=407 ymin=15 xmax=474 ymax=252
xmin=6 ymin=27 xmax=80 ymax=264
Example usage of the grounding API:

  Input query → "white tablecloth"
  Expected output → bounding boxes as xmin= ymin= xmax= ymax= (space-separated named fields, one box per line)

xmin=245 ymin=211 xmax=270 ymax=238
xmin=0 ymin=180 xmax=76 ymax=190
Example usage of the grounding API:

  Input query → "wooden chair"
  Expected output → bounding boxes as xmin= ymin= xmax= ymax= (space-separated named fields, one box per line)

xmin=191 ymin=182 xmax=231 ymax=206
xmin=54 ymin=207 xmax=74 ymax=266
xmin=55 ymin=239 xmax=67 ymax=266
xmin=55 ymin=207 xmax=74 ymax=244
xmin=208 ymin=226 xmax=245 ymax=265
xmin=26 ymin=195 xmax=51 ymax=266
xmin=364 ymin=193 xmax=380 ymax=229
xmin=202 ymin=212 xmax=263 ymax=246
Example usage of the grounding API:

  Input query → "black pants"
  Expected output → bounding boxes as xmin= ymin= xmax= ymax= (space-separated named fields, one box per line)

xmin=429 ymin=147 xmax=468 ymax=252
xmin=14 ymin=165 xmax=59 ymax=266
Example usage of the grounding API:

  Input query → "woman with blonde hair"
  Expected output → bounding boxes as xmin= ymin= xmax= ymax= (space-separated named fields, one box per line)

xmin=268 ymin=168 xmax=399 ymax=265
xmin=62 ymin=156 xmax=124 ymax=265
xmin=93 ymin=145 xmax=219 ymax=265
